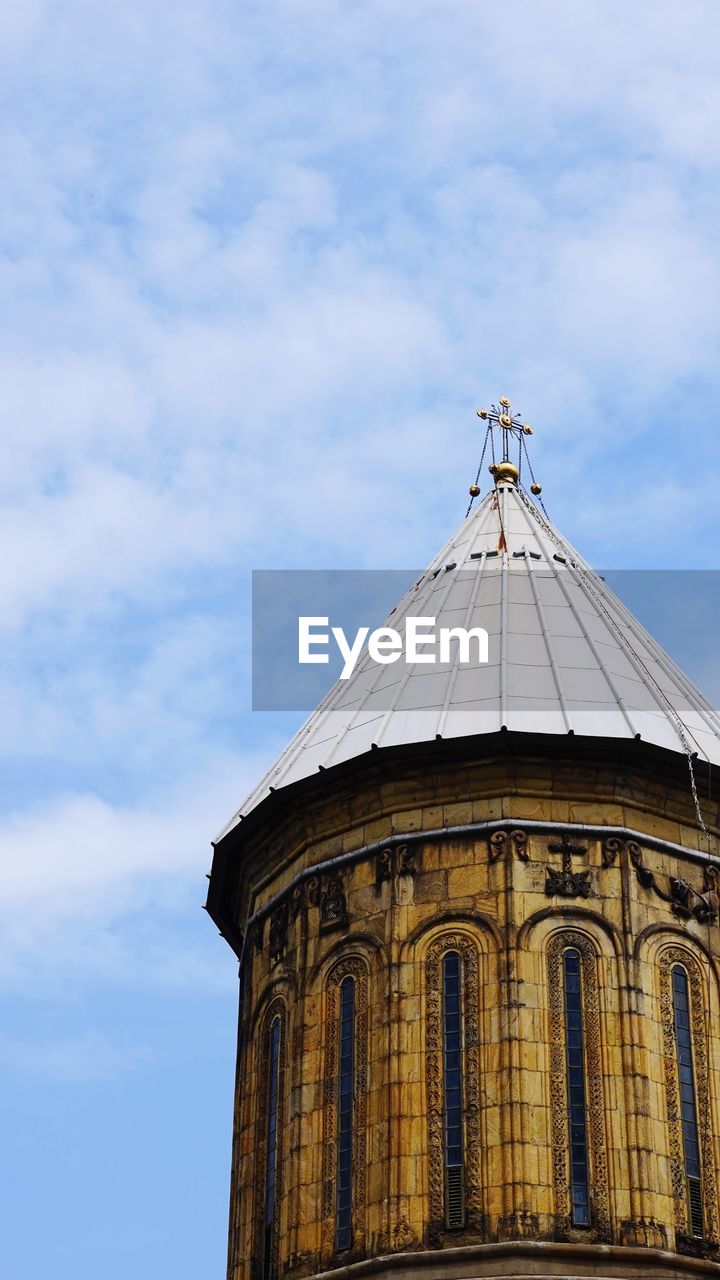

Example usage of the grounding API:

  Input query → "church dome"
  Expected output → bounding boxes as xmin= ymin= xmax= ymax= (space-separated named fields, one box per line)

xmin=209 ymin=415 xmax=720 ymax=1280
xmin=218 ymin=472 xmax=720 ymax=841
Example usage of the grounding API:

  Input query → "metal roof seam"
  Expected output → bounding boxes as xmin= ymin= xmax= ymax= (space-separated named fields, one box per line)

xmin=369 ymin=534 xmax=482 ymax=751
xmin=436 ymin=551 xmax=489 ymax=739
xmin=515 ymin=498 xmax=574 ymax=735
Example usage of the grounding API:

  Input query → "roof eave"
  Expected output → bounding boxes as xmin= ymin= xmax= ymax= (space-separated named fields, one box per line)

xmin=206 ymin=729 xmax=716 ymax=953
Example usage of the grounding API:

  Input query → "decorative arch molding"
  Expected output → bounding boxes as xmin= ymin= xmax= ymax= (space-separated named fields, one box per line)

xmin=658 ymin=944 xmax=719 ymax=1248
xmin=252 ymin=996 xmax=287 ymax=1280
xmin=247 ymin=974 xmax=294 ymax=1038
xmin=424 ymin=931 xmax=485 ymax=1243
xmin=633 ymin=924 xmax=720 ymax=1034
xmin=404 ymin=907 xmax=502 ymax=957
xmin=633 ymin=921 xmax=715 ymax=967
xmin=520 ymin=905 xmax=621 ymax=955
xmin=547 ymin=930 xmax=611 ymax=1241
xmin=307 ymin=929 xmax=386 ymax=992
xmin=321 ymin=955 xmax=369 ymax=1263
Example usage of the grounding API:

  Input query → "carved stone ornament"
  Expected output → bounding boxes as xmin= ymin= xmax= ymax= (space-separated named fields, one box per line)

xmin=268 ymin=901 xmax=288 ymax=964
xmin=319 ymin=876 xmax=348 ymax=934
xmin=547 ymin=932 xmax=610 ymax=1241
xmin=375 ymin=843 xmax=417 ymax=885
xmin=289 ymin=883 xmax=304 ymax=922
xmin=305 ymin=874 xmax=321 ymax=908
xmin=601 ymin=836 xmax=623 ymax=868
xmin=259 ymin=870 xmax=348 ymax=959
xmin=390 ymin=1219 xmax=416 ymax=1252
xmin=545 ymin=833 xmax=591 ymax=898
xmin=497 ymin=1210 xmax=540 ymax=1241
xmin=619 ymin=1218 xmax=668 ymax=1251
xmin=488 ymin=828 xmax=528 ymax=863
xmin=398 ymin=844 xmax=416 ymax=876
xmin=630 ymin=844 xmax=719 ymax=925
xmin=377 ymin=1219 xmax=417 ymax=1254
xmin=375 ymin=847 xmax=393 ymax=885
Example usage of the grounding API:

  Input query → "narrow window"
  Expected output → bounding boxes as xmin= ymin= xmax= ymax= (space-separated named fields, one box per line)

xmin=263 ymin=1014 xmax=282 ymax=1279
xmin=563 ymin=948 xmax=590 ymax=1227
xmin=672 ymin=965 xmax=704 ymax=1239
xmin=336 ymin=977 xmax=355 ymax=1251
xmin=442 ymin=950 xmax=465 ymax=1228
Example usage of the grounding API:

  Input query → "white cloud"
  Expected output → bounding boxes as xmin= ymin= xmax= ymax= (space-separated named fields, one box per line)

xmin=0 ymin=746 xmax=282 ymax=988
xmin=2 ymin=0 xmax=720 ymax=1006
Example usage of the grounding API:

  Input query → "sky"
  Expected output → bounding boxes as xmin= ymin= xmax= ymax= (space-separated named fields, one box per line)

xmin=2 ymin=2 xmax=720 ymax=1277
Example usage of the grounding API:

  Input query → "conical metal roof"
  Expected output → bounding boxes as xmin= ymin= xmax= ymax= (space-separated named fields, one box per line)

xmin=218 ymin=477 xmax=720 ymax=841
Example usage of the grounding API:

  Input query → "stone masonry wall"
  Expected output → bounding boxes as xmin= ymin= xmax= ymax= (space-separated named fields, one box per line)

xmin=223 ymin=751 xmax=720 ymax=1280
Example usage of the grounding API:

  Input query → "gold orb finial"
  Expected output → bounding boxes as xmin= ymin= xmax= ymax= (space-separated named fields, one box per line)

xmin=468 ymin=483 xmax=480 ymax=498
xmin=489 ymin=461 xmax=519 ymax=487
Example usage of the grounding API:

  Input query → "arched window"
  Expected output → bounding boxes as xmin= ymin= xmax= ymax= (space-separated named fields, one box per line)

xmin=672 ymin=965 xmax=703 ymax=1239
xmin=659 ymin=947 xmax=719 ymax=1246
xmin=254 ymin=1005 xmax=286 ymax=1280
xmin=322 ymin=958 xmax=368 ymax=1260
xmin=563 ymin=948 xmax=589 ymax=1227
xmin=442 ymin=951 xmax=465 ymax=1228
xmin=547 ymin=932 xmax=610 ymax=1239
xmin=425 ymin=934 xmax=482 ymax=1241
xmin=336 ymin=976 xmax=355 ymax=1251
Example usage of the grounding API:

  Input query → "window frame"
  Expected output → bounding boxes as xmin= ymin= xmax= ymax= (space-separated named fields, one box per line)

xmin=441 ymin=949 xmax=466 ymax=1229
xmin=335 ymin=975 xmax=356 ymax=1252
xmin=562 ymin=947 xmax=590 ymax=1228
xmin=547 ymin=930 xmax=610 ymax=1239
xmin=253 ymin=1001 xmax=287 ymax=1280
xmin=659 ymin=946 xmax=718 ymax=1248
xmin=424 ymin=932 xmax=483 ymax=1242
xmin=321 ymin=957 xmax=368 ymax=1261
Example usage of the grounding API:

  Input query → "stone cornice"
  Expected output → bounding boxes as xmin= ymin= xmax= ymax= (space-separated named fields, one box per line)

xmin=228 ymin=817 xmax=720 ymax=969
xmin=307 ymin=1238 xmax=720 ymax=1279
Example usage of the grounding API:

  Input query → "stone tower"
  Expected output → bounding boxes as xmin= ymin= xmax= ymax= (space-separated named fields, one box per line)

xmin=207 ymin=418 xmax=720 ymax=1280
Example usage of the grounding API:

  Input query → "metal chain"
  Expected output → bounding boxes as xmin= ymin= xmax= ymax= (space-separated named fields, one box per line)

xmin=465 ymin=418 xmax=508 ymax=555
xmin=465 ymin=427 xmax=491 ymax=517
xmin=520 ymin=434 xmax=551 ymax=519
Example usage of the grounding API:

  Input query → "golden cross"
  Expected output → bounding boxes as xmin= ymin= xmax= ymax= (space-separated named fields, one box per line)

xmin=477 ymin=396 xmax=533 ymax=462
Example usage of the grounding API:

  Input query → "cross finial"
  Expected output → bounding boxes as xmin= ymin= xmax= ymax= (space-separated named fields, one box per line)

xmin=477 ymin=396 xmax=534 ymax=462
xmin=466 ymin=394 xmax=544 ymax=511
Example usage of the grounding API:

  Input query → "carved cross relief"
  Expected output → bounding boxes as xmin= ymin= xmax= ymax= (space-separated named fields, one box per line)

xmin=545 ymin=832 xmax=591 ymax=899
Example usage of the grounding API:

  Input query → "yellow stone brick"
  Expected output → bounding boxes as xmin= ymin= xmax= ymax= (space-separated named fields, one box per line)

xmin=224 ymin=750 xmax=720 ymax=1277
xmin=447 ymin=865 xmax=485 ymax=898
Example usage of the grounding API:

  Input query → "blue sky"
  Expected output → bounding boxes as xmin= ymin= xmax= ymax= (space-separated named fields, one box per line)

xmin=2 ymin=2 xmax=720 ymax=1276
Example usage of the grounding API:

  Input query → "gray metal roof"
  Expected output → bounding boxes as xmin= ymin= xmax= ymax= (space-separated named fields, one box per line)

xmin=217 ymin=480 xmax=720 ymax=841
